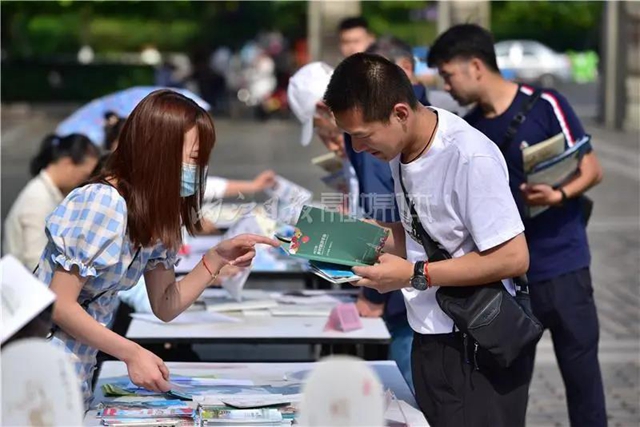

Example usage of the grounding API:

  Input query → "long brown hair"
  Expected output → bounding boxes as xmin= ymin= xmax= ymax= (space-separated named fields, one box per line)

xmin=93 ymin=90 xmax=215 ymax=250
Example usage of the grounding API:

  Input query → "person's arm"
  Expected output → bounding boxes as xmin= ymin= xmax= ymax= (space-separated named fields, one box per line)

xmin=205 ymin=171 xmax=276 ymax=200
xmin=144 ymin=234 xmax=279 ymax=321
xmin=223 ymin=170 xmax=276 ymax=197
xmin=562 ymin=151 xmax=603 ymax=197
xmin=144 ymin=250 xmax=224 ymax=322
xmin=223 ymin=181 xmax=257 ymax=197
xmin=354 ymin=153 xmax=528 ymax=293
xmin=352 ymin=233 xmax=529 ymax=294
xmin=426 ymin=232 xmax=529 ymax=286
xmin=18 ymin=200 xmax=51 ymax=271
xmin=522 ymin=89 xmax=603 ymax=206
xmin=363 ymin=220 xmax=406 ymax=258
xmin=521 ymin=151 xmax=603 ymax=206
xmin=50 ymin=268 xmax=171 ymax=392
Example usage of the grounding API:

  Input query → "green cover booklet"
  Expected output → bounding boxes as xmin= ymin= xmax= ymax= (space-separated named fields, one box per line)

xmin=283 ymin=206 xmax=389 ymax=267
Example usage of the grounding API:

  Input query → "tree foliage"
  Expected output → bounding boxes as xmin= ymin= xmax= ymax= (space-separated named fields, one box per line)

xmin=362 ymin=1 xmax=437 ymax=47
xmin=491 ymin=1 xmax=603 ymax=52
xmin=0 ymin=0 xmax=604 ymax=57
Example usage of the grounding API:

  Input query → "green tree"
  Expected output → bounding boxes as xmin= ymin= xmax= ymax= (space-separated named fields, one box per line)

xmin=363 ymin=1 xmax=437 ymax=47
xmin=491 ymin=1 xmax=603 ymax=52
xmin=0 ymin=1 xmax=306 ymax=57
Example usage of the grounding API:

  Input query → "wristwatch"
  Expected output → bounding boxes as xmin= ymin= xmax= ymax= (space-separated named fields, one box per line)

xmin=410 ymin=261 xmax=429 ymax=291
xmin=558 ymin=187 xmax=568 ymax=205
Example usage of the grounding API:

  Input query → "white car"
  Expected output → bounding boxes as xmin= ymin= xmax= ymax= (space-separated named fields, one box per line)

xmin=495 ymin=40 xmax=573 ymax=87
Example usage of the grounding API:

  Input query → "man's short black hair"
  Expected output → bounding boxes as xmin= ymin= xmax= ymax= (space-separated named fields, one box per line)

xmin=338 ymin=16 xmax=370 ymax=33
xmin=324 ymin=53 xmax=418 ymax=123
xmin=366 ymin=35 xmax=415 ymax=69
xmin=427 ymin=24 xmax=500 ymax=73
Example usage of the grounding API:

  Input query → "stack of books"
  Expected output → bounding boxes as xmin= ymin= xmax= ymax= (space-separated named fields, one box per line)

xmin=98 ymin=400 xmax=195 ymax=427
xmin=523 ymin=133 xmax=591 ymax=217
xmin=198 ymin=406 xmax=288 ymax=426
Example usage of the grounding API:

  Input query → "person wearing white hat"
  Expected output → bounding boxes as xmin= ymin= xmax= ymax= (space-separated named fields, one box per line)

xmin=287 ymin=62 xmax=359 ymax=215
xmin=287 ymin=62 xmax=339 ymax=150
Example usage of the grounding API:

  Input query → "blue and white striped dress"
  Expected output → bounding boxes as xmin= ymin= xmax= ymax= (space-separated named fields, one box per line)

xmin=36 ymin=183 xmax=176 ymax=407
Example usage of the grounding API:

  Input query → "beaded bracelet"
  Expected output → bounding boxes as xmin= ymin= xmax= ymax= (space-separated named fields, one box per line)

xmin=423 ymin=260 xmax=432 ymax=288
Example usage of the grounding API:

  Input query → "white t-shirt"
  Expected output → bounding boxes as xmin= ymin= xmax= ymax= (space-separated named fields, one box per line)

xmin=390 ymin=107 xmax=524 ymax=335
xmin=204 ymin=176 xmax=229 ymax=202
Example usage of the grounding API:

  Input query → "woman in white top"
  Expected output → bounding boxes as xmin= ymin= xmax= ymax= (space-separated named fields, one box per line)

xmin=3 ymin=133 xmax=100 ymax=270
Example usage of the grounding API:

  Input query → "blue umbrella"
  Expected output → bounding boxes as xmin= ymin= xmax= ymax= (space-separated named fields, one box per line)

xmin=56 ymin=86 xmax=210 ymax=147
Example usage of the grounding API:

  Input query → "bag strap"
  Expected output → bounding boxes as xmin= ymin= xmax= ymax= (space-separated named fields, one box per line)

xmin=44 ymin=246 xmax=141 ymax=339
xmin=397 ymin=163 xmax=450 ymax=262
xmin=501 ymin=87 xmax=543 ymax=151
xmin=397 ymin=161 xmax=531 ymax=293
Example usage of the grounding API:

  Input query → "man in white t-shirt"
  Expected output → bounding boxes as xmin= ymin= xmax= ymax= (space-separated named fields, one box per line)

xmin=324 ymin=53 xmax=532 ymax=427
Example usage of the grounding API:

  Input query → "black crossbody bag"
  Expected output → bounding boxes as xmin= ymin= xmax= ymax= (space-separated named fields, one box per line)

xmin=398 ymin=164 xmax=543 ymax=368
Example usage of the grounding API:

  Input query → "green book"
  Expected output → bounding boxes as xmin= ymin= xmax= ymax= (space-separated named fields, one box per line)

xmin=283 ymin=206 xmax=389 ymax=267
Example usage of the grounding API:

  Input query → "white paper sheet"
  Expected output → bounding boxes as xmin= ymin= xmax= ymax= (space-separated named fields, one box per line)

xmin=225 ymin=213 xmax=273 ymax=239
xmin=205 ymin=300 xmax=279 ymax=313
xmin=220 ymin=394 xmax=303 ymax=409
xmin=275 ymin=294 xmax=347 ymax=306
xmin=175 ymin=378 xmax=254 ymax=387
xmin=130 ymin=311 xmax=241 ymax=325
xmin=269 ymin=306 xmax=333 ymax=317
xmin=264 ymin=176 xmax=313 ymax=225
xmin=194 ymin=394 xmax=301 ymax=407
xmin=221 ymin=268 xmax=252 ymax=302
xmin=0 ymin=255 xmax=56 ymax=344
xmin=201 ymin=202 xmax=258 ymax=228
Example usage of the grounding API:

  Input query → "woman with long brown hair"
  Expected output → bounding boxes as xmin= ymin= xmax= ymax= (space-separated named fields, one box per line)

xmin=35 ymin=90 xmax=278 ymax=407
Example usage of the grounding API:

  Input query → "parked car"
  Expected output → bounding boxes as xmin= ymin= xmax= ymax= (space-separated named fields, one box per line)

xmin=495 ymin=40 xmax=572 ymax=87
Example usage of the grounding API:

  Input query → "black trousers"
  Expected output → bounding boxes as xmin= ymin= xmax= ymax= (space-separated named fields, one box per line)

xmin=529 ymin=268 xmax=607 ymax=427
xmin=412 ymin=331 xmax=532 ymax=427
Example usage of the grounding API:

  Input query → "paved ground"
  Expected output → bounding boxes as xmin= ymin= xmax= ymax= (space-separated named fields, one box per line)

xmin=526 ymin=120 xmax=640 ymax=427
xmin=1 ymin=86 xmax=638 ymax=426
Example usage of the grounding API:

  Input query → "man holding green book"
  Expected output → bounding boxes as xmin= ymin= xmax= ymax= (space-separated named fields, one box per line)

xmin=324 ymin=53 xmax=531 ymax=427
xmin=288 ymin=51 xmax=417 ymax=393
xmin=348 ymin=35 xmax=432 ymax=395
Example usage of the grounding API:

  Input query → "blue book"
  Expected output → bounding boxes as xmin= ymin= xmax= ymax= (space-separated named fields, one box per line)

xmin=527 ymin=135 xmax=591 ymax=188
xmin=309 ymin=261 xmax=361 ymax=284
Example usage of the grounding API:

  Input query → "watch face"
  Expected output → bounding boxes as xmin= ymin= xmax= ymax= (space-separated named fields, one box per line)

xmin=411 ymin=276 xmax=428 ymax=291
